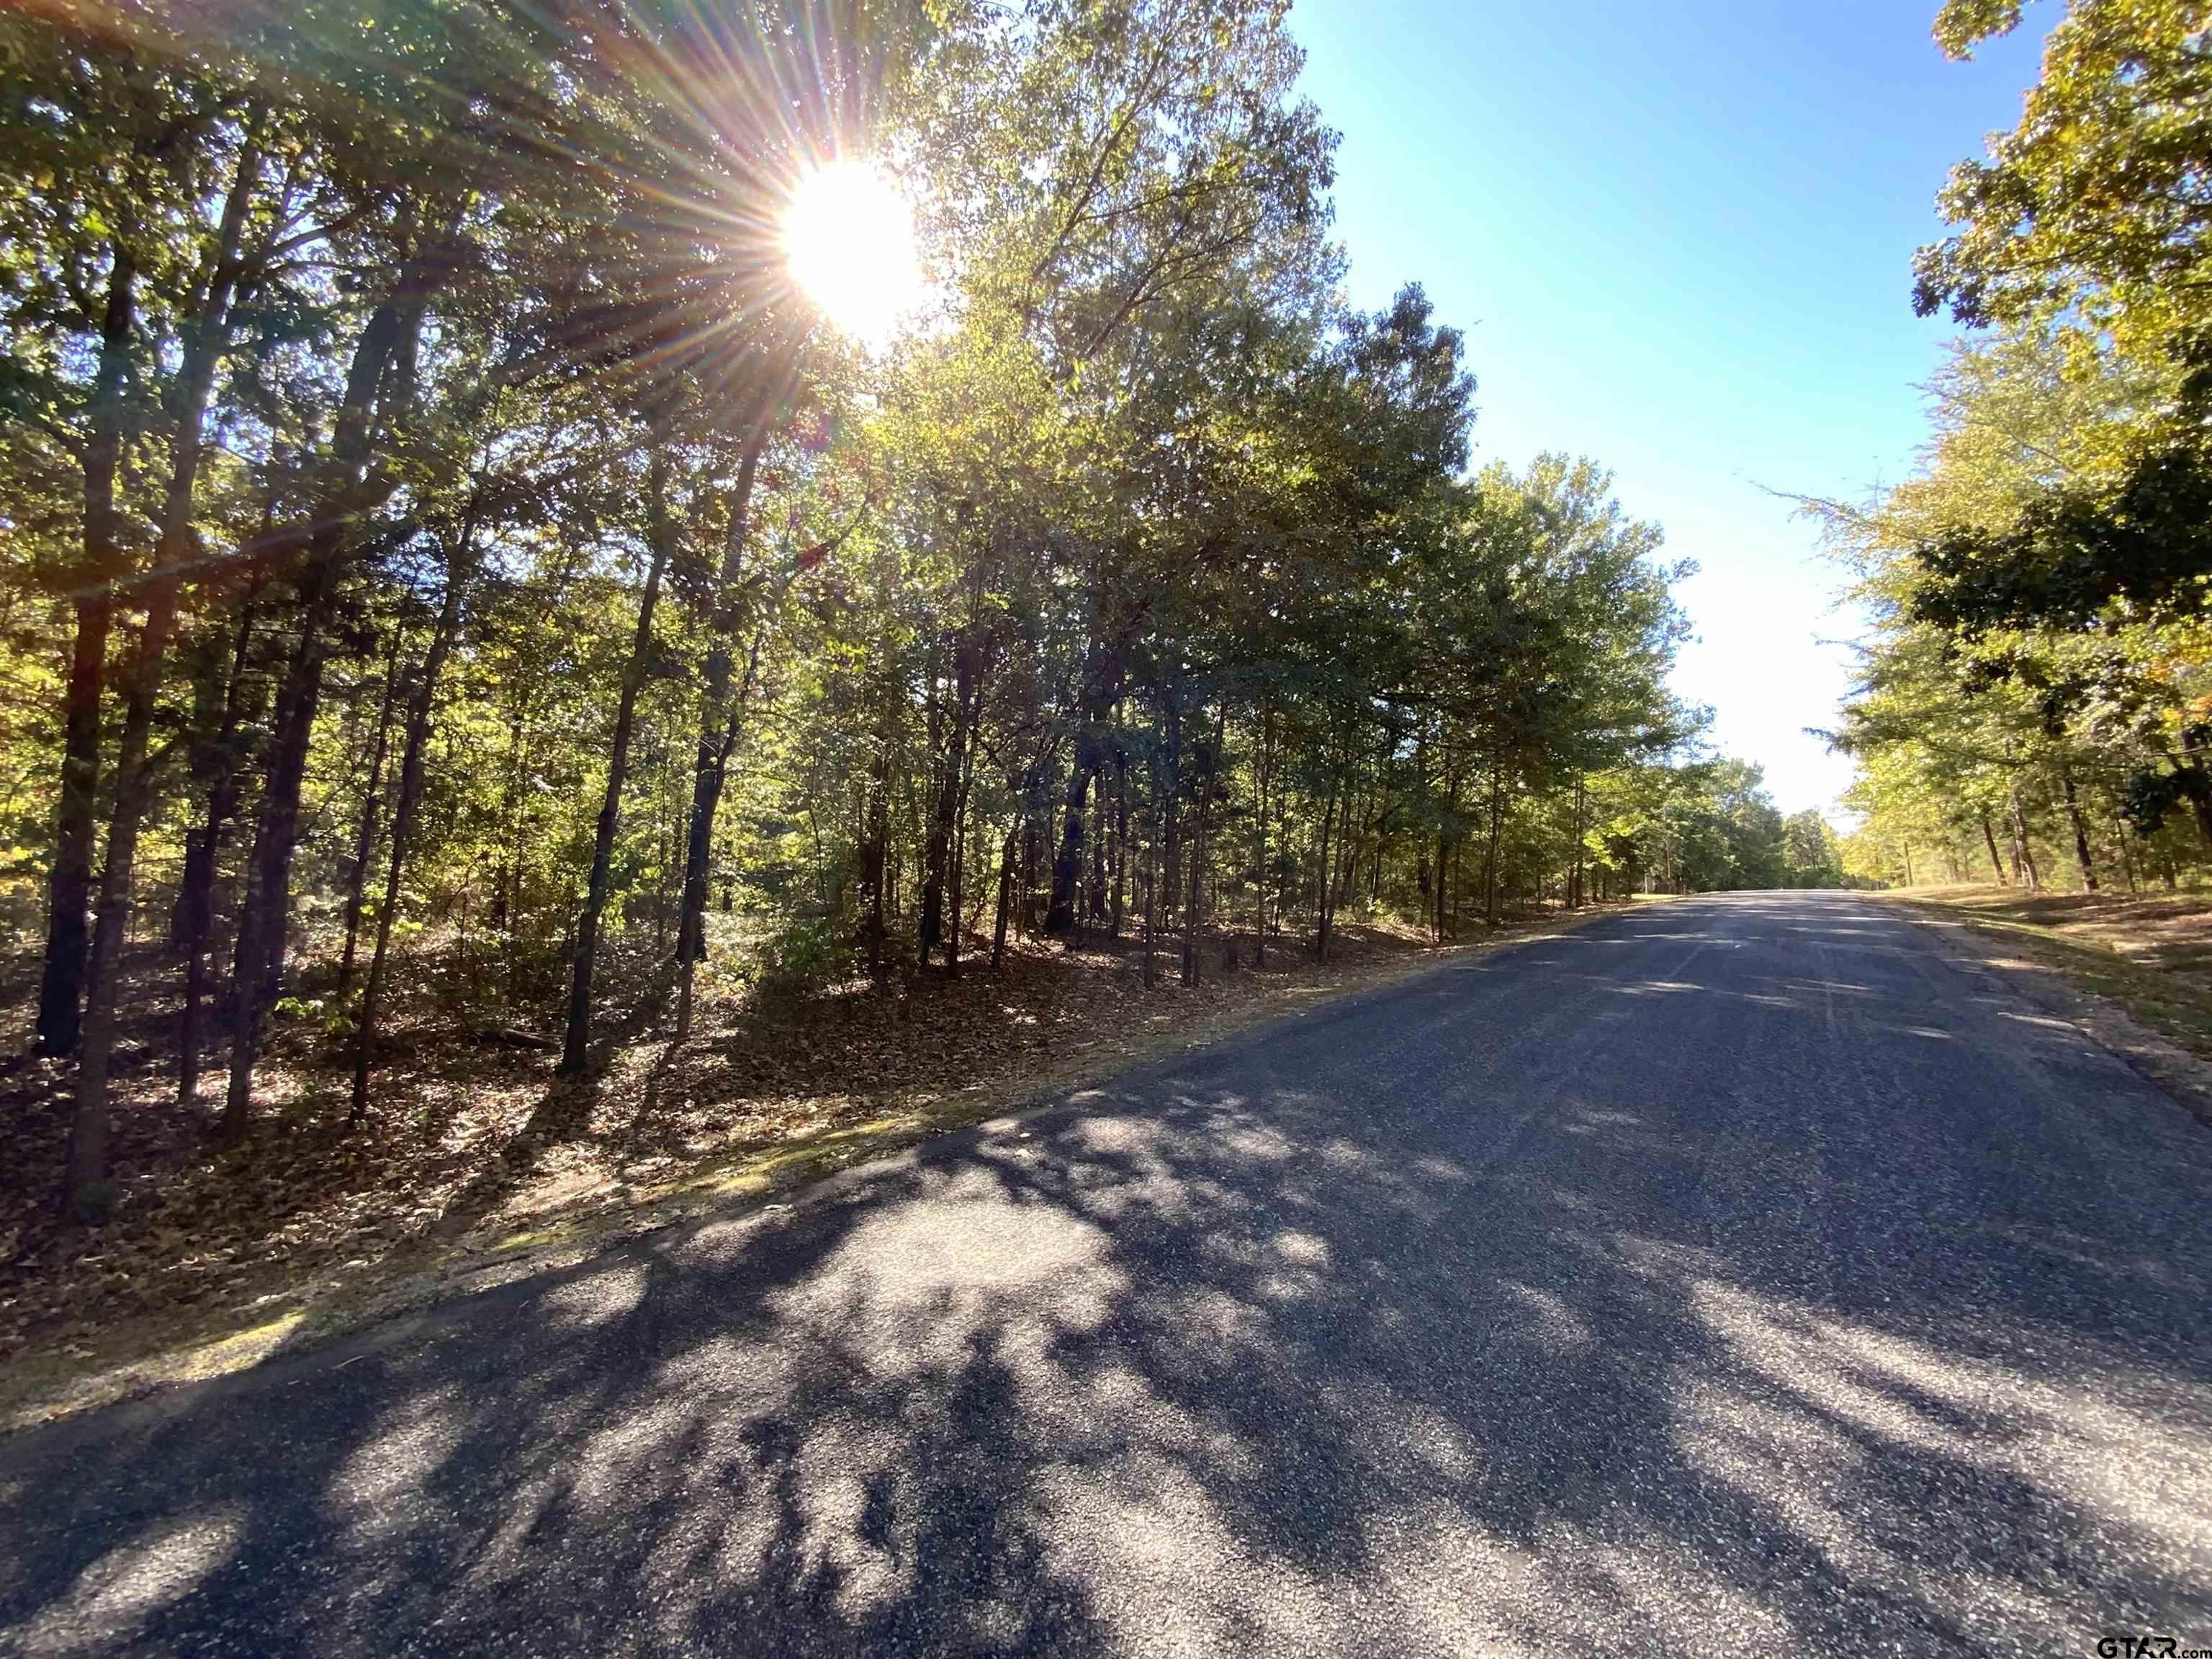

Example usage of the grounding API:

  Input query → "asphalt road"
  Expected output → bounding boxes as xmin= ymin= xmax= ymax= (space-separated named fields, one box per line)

xmin=4 ymin=891 xmax=2211 ymax=1657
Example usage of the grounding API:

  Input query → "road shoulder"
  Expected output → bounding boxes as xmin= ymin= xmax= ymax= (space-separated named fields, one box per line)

xmin=1881 ymin=890 xmax=2212 ymax=1133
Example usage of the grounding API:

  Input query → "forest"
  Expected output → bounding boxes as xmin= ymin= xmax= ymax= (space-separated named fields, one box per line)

xmin=0 ymin=0 xmax=1838 ymax=1267
xmin=1826 ymin=0 xmax=2212 ymax=900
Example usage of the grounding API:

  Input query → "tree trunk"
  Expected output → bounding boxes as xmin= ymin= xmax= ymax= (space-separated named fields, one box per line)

xmin=336 ymin=634 xmax=403 ymax=995
xmin=1252 ymin=706 xmax=1272 ymax=968
xmin=2010 ymin=788 xmax=2041 ymax=892
xmin=68 ymin=154 xmax=261 ymax=1210
xmin=1332 ymin=784 xmax=1362 ymax=914
xmin=1484 ymin=771 xmax=1506 ymax=926
xmin=1111 ymin=739 xmax=1128 ymax=937
xmin=944 ymin=727 xmax=976 ymax=975
xmin=2061 ymin=768 xmax=2099 ymax=892
xmin=860 ymin=736 xmax=890 ymax=971
xmin=1979 ymin=809 xmax=2008 ymax=885
xmin=1181 ymin=780 xmax=1203 ymax=988
xmin=38 ymin=246 xmax=138 ymax=1057
xmin=350 ymin=506 xmax=483 ymax=1120
xmin=1017 ymin=818 xmax=1037 ymax=940
xmin=674 ymin=433 xmax=773 ymax=1040
xmin=675 ymin=431 xmax=767 ymax=978
xmin=920 ymin=634 xmax=981 ymax=965
xmin=60 ymin=601 xmax=167 ymax=1220
xmin=177 ymin=590 xmax=259 ymax=1108
xmin=991 ymin=820 xmax=1018 ymax=970
xmin=1087 ymin=775 xmax=1108 ymax=926
xmin=222 ymin=269 xmax=427 ymax=1143
xmin=562 ymin=433 xmax=676 ymax=1076
xmin=1570 ymin=775 xmax=1586 ymax=909
xmin=1313 ymin=775 xmax=1337 ymax=961
xmin=1433 ymin=827 xmax=1449 ymax=941
xmin=1159 ymin=693 xmax=1182 ymax=936
xmin=673 ymin=631 xmax=759 ymax=1041
xmin=1141 ymin=817 xmax=1159 ymax=989
xmin=1182 ymin=711 xmax=1221 ymax=986
xmin=1045 ymin=739 xmax=1097 ymax=935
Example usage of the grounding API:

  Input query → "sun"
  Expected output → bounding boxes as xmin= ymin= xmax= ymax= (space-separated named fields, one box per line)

xmin=781 ymin=161 xmax=922 ymax=348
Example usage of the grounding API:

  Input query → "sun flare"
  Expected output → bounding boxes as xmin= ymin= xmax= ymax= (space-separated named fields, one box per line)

xmin=782 ymin=161 xmax=922 ymax=347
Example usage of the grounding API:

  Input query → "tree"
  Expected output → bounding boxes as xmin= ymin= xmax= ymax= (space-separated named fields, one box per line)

xmin=1781 ymin=810 xmax=1845 ymax=887
xmin=1906 ymin=3 xmax=2212 ymax=647
xmin=1815 ymin=320 xmax=2212 ymax=894
xmin=1919 ymin=1 xmax=2212 ymax=363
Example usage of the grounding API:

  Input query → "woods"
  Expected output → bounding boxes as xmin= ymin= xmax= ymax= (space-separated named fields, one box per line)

xmin=1827 ymin=0 xmax=2212 ymax=895
xmin=1 ymin=0 xmax=1786 ymax=1244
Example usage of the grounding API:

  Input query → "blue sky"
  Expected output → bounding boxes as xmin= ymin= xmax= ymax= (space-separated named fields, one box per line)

xmin=1290 ymin=0 xmax=2052 ymax=817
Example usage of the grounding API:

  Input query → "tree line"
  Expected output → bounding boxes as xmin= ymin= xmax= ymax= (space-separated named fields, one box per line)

xmin=1825 ymin=0 xmax=2212 ymax=894
xmin=2 ymin=0 xmax=1789 ymax=1223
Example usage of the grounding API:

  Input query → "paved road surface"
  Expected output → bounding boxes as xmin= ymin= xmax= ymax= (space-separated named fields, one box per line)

xmin=4 ymin=892 xmax=2211 ymax=1656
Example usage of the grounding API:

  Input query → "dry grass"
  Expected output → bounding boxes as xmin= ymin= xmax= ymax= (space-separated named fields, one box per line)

xmin=1 ymin=902 xmax=1632 ymax=1422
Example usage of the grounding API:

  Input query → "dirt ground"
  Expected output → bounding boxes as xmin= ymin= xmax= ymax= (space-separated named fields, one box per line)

xmin=1 ymin=906 xmax=1626 ymax=1424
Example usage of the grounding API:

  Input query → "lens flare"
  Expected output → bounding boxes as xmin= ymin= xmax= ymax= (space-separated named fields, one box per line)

xmin=782 ymin=161 xmax=922 ymax=347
